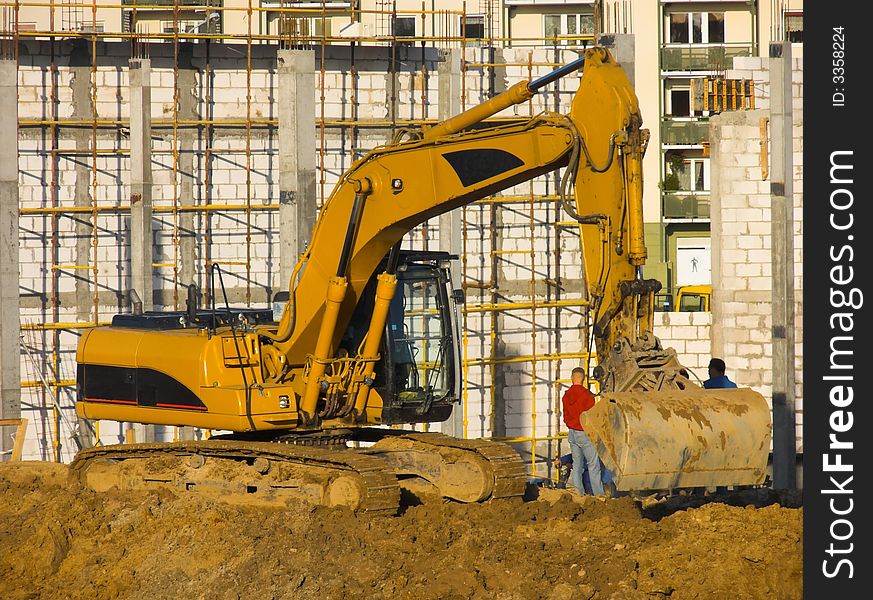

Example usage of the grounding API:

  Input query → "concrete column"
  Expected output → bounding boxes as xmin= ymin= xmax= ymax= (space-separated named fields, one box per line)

xmin=277 ymin=49 xmax=317 ymax=290
xmin=176 ymin=44 xmax=198 ymax=296
xmin=0 ymin=58 xmax=21 ymax=459
xmin=386 ymin=45 xmax=400 ymax=124
xmin=69 ymin=41 xmax=95 ymax=322
xmin=129 ymin=58 xmax=154 ymax=311
xmin=488 ymin=50 xmax=512 ymax=439
xmin=769 ymin=42 xmax=796 ymax=490
xmin=128 ymin=56 xmax=158 ymax=445
xmin=436 ymin=48 xmax=465 ymax=439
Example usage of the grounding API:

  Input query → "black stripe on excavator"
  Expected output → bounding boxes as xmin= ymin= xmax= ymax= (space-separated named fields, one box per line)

xmin=77 ymin=364 xmax=207 ymax=410
xmin=441 ymin=149 xmax=525 ymax=187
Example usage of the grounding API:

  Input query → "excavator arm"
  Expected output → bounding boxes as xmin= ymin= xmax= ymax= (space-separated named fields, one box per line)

xmin=262 ymin=117 xmax=577 ymax=417
xmin=257 ymin=56 xmax=596 ymax=426
xmin=564 ymin=50 xmax=772 ymax=491
xmin=259 ymin=46 xmax=771 ymax=492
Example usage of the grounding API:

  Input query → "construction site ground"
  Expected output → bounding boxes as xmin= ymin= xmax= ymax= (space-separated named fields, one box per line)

xmin=0 ymin=461 xmax=801 ymax=600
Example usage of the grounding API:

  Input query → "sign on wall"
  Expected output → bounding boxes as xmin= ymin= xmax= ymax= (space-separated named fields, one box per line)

xmin=675 ymin=237 xmax=711 ymax=286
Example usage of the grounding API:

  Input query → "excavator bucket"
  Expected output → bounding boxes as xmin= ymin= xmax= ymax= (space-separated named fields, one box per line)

xmin=580 ymin=388 xmax=772 ymax=491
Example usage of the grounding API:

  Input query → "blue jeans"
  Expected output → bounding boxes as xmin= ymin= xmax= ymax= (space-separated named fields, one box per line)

xmin=568 ymin=428 xmax=604 ymax=496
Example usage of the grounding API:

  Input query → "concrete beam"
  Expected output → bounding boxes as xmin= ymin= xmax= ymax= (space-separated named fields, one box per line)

xmin=129 ymin=58 xmax=154 ymax=311
xmin=0 ymin=58 xmax=20 ymax=459
xmin=769 ymin=42 xmax=796 ymax=490
xmin=277 ymin=50 xmax=317 ymax=291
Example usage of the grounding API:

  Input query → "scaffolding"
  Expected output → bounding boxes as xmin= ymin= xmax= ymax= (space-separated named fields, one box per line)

xmin=7 ymin=0 xmax=598 ymax=480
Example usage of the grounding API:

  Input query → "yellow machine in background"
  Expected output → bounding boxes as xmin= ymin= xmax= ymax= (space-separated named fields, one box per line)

xmin=73 ymin=47 xmax=771 ymax=511
xmin=676 ymin=284 xmax=712 ymax=312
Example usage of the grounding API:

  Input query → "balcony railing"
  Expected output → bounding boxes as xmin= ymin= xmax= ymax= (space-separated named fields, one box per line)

xmin=663 ymin=192 xmax=710 ymax=219
xmin=661 ymin=119 xmax=710 ymax=146
xmin=660 ymin=44 xmax=753 ymax=71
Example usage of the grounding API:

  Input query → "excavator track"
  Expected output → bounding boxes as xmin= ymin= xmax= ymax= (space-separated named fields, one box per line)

xmin=70 ymin=440 xmax=401 ymax=516
xmin=384 ymin=432 xmax=529 ymax=500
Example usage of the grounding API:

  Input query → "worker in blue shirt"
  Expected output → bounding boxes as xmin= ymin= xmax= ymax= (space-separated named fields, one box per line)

xmin=703 ymin=357 xmax=738 ymax=389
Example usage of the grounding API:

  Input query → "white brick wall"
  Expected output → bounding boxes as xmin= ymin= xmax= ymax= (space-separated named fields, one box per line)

xmin=654 ymin=312 xmax=713 ymax=381
xmin=709 ymin=53 xmax=804 ymax=453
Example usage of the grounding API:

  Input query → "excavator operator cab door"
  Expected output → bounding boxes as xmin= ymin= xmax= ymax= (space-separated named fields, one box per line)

xmin=346 ymin=251 xmax=461 ymax=425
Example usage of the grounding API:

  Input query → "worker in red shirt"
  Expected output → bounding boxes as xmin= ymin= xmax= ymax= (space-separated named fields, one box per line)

xmin=562 ymin=366 xmax=604 ymax=496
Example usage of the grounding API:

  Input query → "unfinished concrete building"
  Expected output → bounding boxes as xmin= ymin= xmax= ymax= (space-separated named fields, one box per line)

xmin=1 ymin=1 xmax=802 ymax=487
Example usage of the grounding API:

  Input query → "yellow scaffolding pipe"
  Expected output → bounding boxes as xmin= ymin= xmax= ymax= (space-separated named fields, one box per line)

xmin=21 ymin=379 xmax=76 ymax=388
xmin=20 ymin=204 xmax=281 ymax=215
xmin=464 ymin=299 xmax=588 ymax=313
xmin=21 ymin=322 xmax=109 ymax=330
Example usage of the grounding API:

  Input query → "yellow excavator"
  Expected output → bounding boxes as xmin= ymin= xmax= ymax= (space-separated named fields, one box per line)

xmin=72 ymin=47 xmax=771 ymax=513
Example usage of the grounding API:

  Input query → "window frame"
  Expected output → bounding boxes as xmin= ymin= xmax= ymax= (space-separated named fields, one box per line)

xmin=784 ymin=11 xmax=803 ymax=43
xmin=393 ymin=15 xmax=416 ymax=38
xmin=543 ymin=13 xmax=595 ymax=44
xmin=667 ymin=11 xmax=725 ymax=45
xmin=665 ymin=155 xmax=710 ymax=193
xmin=462 ymin=14 xmax=485 ymax=41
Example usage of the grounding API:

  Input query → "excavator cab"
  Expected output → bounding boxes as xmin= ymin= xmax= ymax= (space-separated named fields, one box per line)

xmin=338 ymin=250 xmax=462 ymax=425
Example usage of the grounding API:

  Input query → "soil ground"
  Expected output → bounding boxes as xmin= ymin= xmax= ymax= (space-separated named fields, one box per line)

xmin=0 ymin=461 xmax=801 ymax=600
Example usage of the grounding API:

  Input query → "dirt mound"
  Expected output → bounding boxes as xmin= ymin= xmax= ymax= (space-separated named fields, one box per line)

xmin=0 ymin=462 xmax=801 ymax=600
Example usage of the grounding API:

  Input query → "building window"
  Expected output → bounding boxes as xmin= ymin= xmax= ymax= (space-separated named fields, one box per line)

xmin=669 ymin=13 xmax=689 ymax=43
xmin=708 ymin=13 xmax=724 ymax=43
xmin=666 ymin=84 xmax=708 ymax=117
xmin=463 ymin=15 xmax=485 ymax=40
xmin=162 ymin=20 xmax=210 ymax=34
xmin=79 ymin=22 xmax=105 ymax=33
xmin=785 ymin=12 xmax=803 ymax=43
xmin=670 ymin=89 xmax=691 ymax=117
xmin=544 ymin=15 xmax=561 ymax=40
xmin=668 ymin=12 xmax=724 ymax=44
xmin=544 ymin=13 xmax=594 ymax=44
xmin=691 ymin=13 xmax=702 ymax=44
xmin=393 ymin=16 xmax=415 ymax=38
xmin=664 ymin=153 xmax=709 ymax=192
xmin=277 ymin=16 xmax=330 ymax=39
